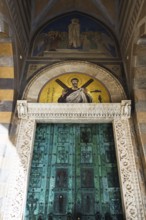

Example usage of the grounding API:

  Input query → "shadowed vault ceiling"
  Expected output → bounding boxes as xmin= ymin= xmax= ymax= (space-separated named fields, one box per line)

xmin=31 ymin=0 xmax=120 ymax=34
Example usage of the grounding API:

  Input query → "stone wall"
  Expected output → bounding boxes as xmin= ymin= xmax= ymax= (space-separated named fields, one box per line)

xmin=0 ymin=0 xmax=31 ymax=218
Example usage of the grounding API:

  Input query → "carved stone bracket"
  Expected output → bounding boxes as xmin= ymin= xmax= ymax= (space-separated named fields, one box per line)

xmin=4 ymin=100 xmax=145 ymax=219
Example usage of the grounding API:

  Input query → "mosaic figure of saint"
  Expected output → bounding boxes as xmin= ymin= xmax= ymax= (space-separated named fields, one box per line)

xmin=68 ymin=18 xmax=81 ymax=48
xmin=57 ymin=78 xmax=92 ymax=103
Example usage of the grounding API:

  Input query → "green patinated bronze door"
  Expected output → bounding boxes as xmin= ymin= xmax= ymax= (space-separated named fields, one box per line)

xmin=24 ymin=124 xmax=124 ymax=220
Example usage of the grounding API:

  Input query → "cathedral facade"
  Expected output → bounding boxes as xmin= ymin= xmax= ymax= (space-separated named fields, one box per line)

xmin=0 ymin=1 xmax=146 ymax=219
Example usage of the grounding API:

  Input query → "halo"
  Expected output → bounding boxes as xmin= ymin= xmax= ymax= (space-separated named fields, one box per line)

xmin=71 ymin=18 xmax=79 ymax=23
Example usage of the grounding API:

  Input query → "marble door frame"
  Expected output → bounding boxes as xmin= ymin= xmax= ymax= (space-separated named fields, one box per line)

xmin=4 ymin=101 xmax=145 ymax=220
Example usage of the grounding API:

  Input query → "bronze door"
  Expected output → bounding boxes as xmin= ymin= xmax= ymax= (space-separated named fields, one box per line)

xmin=25 ymin=124 xmax=123 ymax=220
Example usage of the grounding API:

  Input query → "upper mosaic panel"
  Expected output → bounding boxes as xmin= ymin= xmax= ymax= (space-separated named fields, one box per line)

xmin=32 ymin=13 xmax=119 ymax=58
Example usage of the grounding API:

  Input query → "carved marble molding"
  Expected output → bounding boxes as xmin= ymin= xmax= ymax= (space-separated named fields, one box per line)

xmin=17 ymin=100 xmax=131 ymax=122
xmin=113 ymin=120 xmax=145 ymax=220
xmin=22 ymin=61 xmax=127 ymax=103
xmin=4 ymin=119 xmax=36 ymax=220
xmin=121 ymin=0 xmax=144 ymax=52
xmin=4 ymin=100 xmax=145 ymax=220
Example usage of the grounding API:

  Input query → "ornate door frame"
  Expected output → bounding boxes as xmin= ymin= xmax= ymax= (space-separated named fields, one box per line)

xmin=4 ymin=101 xmax=145 ymax=220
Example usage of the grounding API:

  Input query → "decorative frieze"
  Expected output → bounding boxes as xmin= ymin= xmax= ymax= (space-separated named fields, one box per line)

xmin=17 ymin=100 xmax=131 ymax=122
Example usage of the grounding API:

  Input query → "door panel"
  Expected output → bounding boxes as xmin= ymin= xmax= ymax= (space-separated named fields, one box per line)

xmin=24 ymin=124 xmax=123 ymax=220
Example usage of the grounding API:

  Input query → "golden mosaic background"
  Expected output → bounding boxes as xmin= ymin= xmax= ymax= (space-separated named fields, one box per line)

xmin=39 ymin=73 xmax=110 ymax=103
